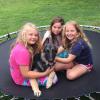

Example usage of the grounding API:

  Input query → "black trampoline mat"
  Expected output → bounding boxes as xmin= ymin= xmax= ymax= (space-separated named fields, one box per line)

xmin=0 ymin=30 xmax=100 ymax=99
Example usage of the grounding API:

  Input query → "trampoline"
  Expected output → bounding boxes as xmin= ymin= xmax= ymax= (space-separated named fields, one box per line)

xmin=0 ymin=25 xmax=100 ymax=100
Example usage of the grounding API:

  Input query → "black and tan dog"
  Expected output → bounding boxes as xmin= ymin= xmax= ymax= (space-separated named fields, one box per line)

xmin=33 ymin=37 xmax=57 ymax=71
xmin=30 ymin=37 xmax=58 ymax=97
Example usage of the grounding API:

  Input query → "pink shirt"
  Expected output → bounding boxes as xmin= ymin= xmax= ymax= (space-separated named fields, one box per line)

xmin=9 ymin=43 xmax=31 ymax=85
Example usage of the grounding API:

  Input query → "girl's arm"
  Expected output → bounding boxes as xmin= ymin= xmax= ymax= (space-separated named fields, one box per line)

xmin=19 ymin=66 xmax=54 ymax=79
xmin=55 ymin=54 xmax=76 ymax=64
xmin=57 ymin=46 xmax=65 ymax=54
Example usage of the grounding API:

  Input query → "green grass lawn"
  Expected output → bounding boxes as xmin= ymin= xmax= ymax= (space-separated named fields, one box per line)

xmin=0 ymin=0 xmax=100 ymax=36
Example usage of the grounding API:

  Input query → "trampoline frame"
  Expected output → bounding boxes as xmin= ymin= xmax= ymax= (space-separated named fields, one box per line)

xmin=0 ymin=24 xmax=100 ymax=42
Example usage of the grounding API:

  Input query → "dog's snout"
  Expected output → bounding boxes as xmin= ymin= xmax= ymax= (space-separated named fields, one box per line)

xmin=49 ymin=58 xmax=53 ymax=62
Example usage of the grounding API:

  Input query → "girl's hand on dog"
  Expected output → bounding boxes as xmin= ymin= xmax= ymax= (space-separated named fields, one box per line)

xmin=44 ymin=67 xmax=54 ymax=76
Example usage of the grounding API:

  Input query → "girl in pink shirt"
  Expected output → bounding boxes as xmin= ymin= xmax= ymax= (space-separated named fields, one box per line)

xmin=9 ymin=23 xmax=55 ymax=97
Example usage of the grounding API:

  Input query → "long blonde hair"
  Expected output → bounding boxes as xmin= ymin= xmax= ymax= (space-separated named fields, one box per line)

xmin=11 ymin=22 xmax=42 ymax=59
xmin=62 ymin=21 xmax=92 ymax=49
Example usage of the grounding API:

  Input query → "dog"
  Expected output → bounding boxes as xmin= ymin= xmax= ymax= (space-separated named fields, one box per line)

xmin=30 ymin=37 xmax=58 ymax=97
xmin=33 ymin=37 xmax=57 ymax=72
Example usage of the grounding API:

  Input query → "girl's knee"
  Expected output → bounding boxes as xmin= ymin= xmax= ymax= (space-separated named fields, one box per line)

xmin=66 ymin=68 xmax=88 ymax=80
xmin=66 ymin=71 xmax=76 ymax=80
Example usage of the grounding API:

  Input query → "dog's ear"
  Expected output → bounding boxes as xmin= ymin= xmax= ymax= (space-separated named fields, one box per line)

xmin=43 ymin=38 xmax=49 ymax=47
xmin=48 ymin=36 xmax=53 ymax=44
xmin=46 ymin=37 xmax=50 ymax=43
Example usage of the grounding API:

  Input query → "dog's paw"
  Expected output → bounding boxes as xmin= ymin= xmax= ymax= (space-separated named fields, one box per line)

xmin=34 ymin=89 xmax=42 ymax=97
xmin=52 ymin=73 xmax=58 ymax=84
xmin=46 ymin=73 xmax=58 ymax=89
xmin=46 ymin=78 xmax=53 ymax=89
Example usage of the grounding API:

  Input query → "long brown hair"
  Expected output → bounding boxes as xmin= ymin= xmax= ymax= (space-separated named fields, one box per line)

xmin=49 ymin=16 xmax=65 ymax=47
